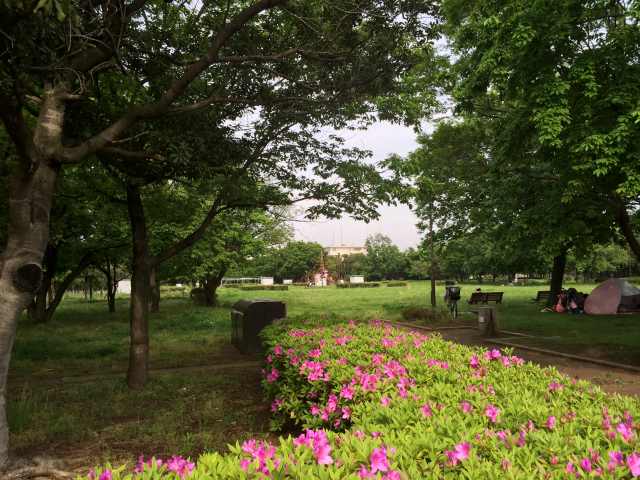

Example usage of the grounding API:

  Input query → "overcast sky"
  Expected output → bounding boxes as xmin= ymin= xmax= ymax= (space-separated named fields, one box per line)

xmin=292 ymin=121 xmax=424 ymax=251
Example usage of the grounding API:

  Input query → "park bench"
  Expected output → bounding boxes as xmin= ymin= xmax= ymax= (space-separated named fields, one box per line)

xmin=533 ymin=290 xmax=552 ymax=303
xmin=468 ymin=291 xmax=504 ymax=304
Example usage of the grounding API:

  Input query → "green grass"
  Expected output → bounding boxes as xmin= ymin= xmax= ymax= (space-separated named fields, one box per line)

xmin=219 ymin=281 xmax=640 ymax=361
xmin=11 ymin=297 xmax=233 ymax=378
xmin=8 ymin=280 xmax=640 ymax=467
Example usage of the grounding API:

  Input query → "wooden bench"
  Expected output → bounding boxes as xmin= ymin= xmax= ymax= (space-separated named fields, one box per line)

xmin=533 ymin=290 xmax=552 ymax=303
xmin=468 ymin=292 xmax=504 ymax=304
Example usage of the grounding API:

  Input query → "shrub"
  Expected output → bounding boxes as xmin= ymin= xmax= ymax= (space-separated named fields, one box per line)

xmin=386 ymin=282 xmax=407 ymax=287
xmin=85 ymin=320 xmax=640 ymax=479
xmin=336 ymin=282 xmax=380 ymax=289
xmin=239 ymin=285 xmax=289 ymax=291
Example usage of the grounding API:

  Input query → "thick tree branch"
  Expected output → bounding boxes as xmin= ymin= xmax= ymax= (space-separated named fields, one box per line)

xmin=101 ymin=146 xmax=165 ymax=161
xmin=60 ymin=0 xmax=289 ymax=163
xmin=615 ymin=200 xmax=640 ymax=261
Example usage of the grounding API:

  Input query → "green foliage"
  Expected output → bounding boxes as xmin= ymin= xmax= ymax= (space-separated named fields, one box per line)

xmin=441 ymin=0 xmax=640 ymax=257
xmin=237 ymin=241 xmax=325 ymax=282
xmin=363 ymin=234 xmax=409 ymax=281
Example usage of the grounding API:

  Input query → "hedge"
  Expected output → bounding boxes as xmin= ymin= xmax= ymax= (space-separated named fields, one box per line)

xmin=84 ymin=320 xmax=640 ymax=479
xmin=239 ymin=285 xmax=289 ymax=291
xmin=336 ymin=282 xmax=380 ymax=289
xmin=385 ymin=282 xmax=408 ymax=287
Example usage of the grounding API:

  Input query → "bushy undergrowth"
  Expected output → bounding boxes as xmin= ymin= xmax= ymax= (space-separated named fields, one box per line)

xmin=336 ymin=283 xmax=381 ymax=289
xmin=85 ymin=320 xmax=640 ymax=479
xmin=385 ymin=282 xmax=407 ymax=287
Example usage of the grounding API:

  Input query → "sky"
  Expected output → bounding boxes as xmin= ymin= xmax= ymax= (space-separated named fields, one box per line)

xmin=292 ymin=121 xmax=424 ymax=251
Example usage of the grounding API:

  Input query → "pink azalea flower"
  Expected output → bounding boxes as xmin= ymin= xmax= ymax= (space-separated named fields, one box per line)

xmin=618 ymin=422 xmax=635 ymax=442
xmin=460 ymin=401 xmax=473 ymax=413
xmin=360 ymin=373 xmax=379 ymax=392
xmin=371 ymin=353 xmax=385 ymax=365
xmin=295 ymin=430 xmax=333 ymax=465
xmin=340 ymin=385 xmax=354 ymax=400
xmin=445 ymin=442 xmax=471 ymax=466
xmin=501 ymin=459 xmax=511 ymax=471
xmin=381 ymin=396 xmax=391 ymax=407
xmin=166 ymin=456 xmax=195 ymax=478
xmin=421 ymin=403 xmax=433 ymax=418
xmin=545 ymin=416 xmax=556 ymax=430
xmin=309 ymin=348 xmax=322 ymax=358
xmin=485 ymin=404 xmax=500 ymax=423
xmin=628 ymin=453 xmax=640 ymax=477
xmin=270 ymin=398 xmax=283 ymax=412
xmin=469 ymin=354 xmax=480 ymax=369
xmin=273 ymin=344 xmax=283 ymax=355
xmin=370 ymin=447 xmax=390 ymax=473
xmin=382 ymin=471 xmax=401 ymax=480
xmin=341 ymin=407 xmax=351 ymax=419
xmin=98 ymin=471 xmax=112 ymax=480
xmin=608 ymin=451 xmax=624 ymax=472
xmin=580 ymin=458 xmax=592 ymax=473
xmin=548 ymin=381 xmax=563 ymax=392
xmin=266 ymin=368 xmax=279 ymax=383
xmin=358 ymin=465 xmax=374 ymax=478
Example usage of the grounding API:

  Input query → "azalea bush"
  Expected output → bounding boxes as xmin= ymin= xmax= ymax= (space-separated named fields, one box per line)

xmin=84 ymin=319 xmax=640 ymax=479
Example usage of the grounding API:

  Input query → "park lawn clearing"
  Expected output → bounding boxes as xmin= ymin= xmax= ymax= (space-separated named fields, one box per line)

xmin=219 ymin=282 xmax=640 ymax=366
xmin=87 ymin=318 xmax=640 ymax=479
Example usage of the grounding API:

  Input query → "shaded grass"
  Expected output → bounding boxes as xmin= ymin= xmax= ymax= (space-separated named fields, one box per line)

xmin=12 ymin=298 xmax=233 ymax=378
xmin=9 ymin=369 xmax=271 ymax=466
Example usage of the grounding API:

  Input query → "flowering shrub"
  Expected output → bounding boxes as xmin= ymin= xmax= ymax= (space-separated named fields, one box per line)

xmin=85 ymin=320 xmax=640 ymax=478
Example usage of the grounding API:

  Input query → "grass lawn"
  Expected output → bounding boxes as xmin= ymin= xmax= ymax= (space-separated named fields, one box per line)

xmin=8 ymin=280 xmax=640 ymax=467
xmin=219 ymin=281 xmax=640 ymax=363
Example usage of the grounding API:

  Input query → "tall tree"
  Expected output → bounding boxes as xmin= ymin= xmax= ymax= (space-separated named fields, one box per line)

xmin=0 ymin=1 xmax=440 ymax=464
xmin=442 ymin=0 xmax=640 ymax=261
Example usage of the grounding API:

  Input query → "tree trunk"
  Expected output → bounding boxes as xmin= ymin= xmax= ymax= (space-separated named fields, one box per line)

xmin=126 ymin=185 xmax=150 ymax=389
xmin=428 ymin=204 xmax=436 ymax=308
xmin=149 ymin=265 xmax=160 ymax=313
xmin=203 ymin=270 xmax=226 ymax=307
xmin=101 ymin=259 xmax=117 ymax=313
xmin=27 ymin=243 xmax=57 ymax=323
xmin=547 ymin=249 xmax=568 ymax=307
xmin=0 ymin=165 xmax=60 ymax=468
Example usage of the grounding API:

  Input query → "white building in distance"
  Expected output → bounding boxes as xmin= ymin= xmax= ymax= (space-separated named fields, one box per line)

xmin=326 ymin=245 xmax=367 ymax=257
